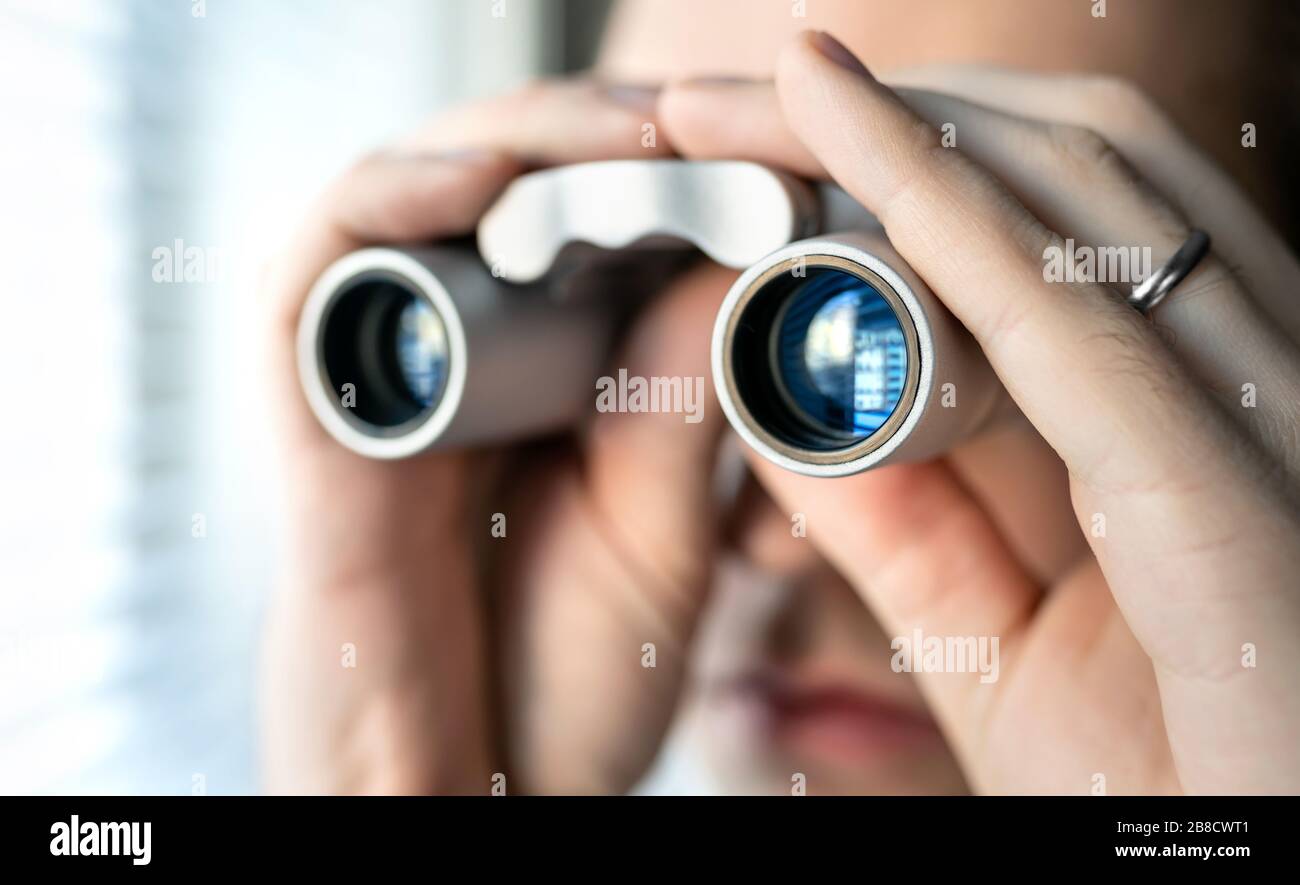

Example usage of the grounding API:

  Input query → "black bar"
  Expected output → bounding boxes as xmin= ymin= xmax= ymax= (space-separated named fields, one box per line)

xmin=2 ymin=795 xmax=1284 ymax=870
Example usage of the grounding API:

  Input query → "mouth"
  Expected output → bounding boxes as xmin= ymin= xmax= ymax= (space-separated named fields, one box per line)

xmin=714 ymin=670 xmax=944 ymax=764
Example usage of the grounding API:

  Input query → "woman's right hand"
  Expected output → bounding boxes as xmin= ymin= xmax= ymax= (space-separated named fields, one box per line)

xmin=259 ymin=79 xmax=734 ymax=794
xmin=659 ymin=32 xmax=1300 ymax=794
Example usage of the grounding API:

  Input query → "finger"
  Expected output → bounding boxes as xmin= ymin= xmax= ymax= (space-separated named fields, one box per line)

xmin=774 ymin=33 xmax=1262 ymax=514
xmin=747 ymin=451 xmax=1040 ymax=769
xmin=268 ymin=150 xmax=520 ymax=323
xmin=944 ymin=420 xmax=1087 ymax=585
xmin=582 ymin=262 xmax=735 ymax=633
xmin=666 ymin=67 xmax=1300 ymax=323
xmin=725 ymin=468 xmax=823 ymax=576
xmin=659 ymin=77 xmax=823 ymax=177
xmin=398 ymin=78 xmax=670 ymax=163
xmin=661 ymin=76 xmax=1300 ymax=473
xmin=887 ymin=86 xmax=1300 ymax=474
xmin=883 ymin=71 xmax=1300 ymax=471
xmin=260 ymin=453 xmax=497 ymax=794
xmin=887 ymin=63 xmax=1300 ymax=344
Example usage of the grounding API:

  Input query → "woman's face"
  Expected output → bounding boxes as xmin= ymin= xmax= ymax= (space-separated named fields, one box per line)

xmin=600 ymin=0 xmax=1270 ymax=795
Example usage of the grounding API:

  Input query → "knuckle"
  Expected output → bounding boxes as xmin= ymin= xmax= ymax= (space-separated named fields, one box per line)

xmin=876 ymin=118 xmax=959 ymax=220
xmin=1045 ymin=122 xmax=1121 ymax=170
xmin=977 ymin=296 xmax=1035 ymax=358
xmin=1157 ymin=257 xmax=1243 ymax=313
xmin=1041 ymin=121 xmax=1148 ymax=191
xmin=1079 ymin=75 xmax=1157 ymax=118
xmin=1074 ymin=74 xmax=1172 ymax=136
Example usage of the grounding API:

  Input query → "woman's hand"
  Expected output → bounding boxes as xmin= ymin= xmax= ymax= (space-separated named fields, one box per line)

xmin=659 ymin=32 xmax=1300 ymax=794
xmin=259 ymin=80 xmax=731 ymax=794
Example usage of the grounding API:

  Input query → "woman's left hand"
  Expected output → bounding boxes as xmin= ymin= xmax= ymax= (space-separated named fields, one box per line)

xmin=657 ymin=31 xmax=1300 ymax=794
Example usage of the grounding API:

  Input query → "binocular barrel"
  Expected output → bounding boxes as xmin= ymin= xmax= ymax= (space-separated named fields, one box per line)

xmin=296 ymin=245 xmax=616 ymax=459
xmin=296 ymin=160 xmax=1003 ymax=473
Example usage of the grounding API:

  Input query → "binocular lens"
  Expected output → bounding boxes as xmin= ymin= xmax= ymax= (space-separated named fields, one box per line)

xmin=774 ymin=270 xmax=908 ymax=439
xmin=394 ymin=298 xmax=449 ymax=408
xmin=730 ymin=264 xmax=912 ymax=453
xmin=320 ymin=276 xmax=449 ymax=430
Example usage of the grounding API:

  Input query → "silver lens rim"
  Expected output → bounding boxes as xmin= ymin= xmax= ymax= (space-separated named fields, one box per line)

xmin=296 ymin=248 xmax=468 ymax=460
xmin=712 ymin=238 xmax=932 ymax=478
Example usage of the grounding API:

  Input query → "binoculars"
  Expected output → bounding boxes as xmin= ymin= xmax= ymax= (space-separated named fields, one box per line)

xmin=296 ymin=160 xmax=1003 ymax=477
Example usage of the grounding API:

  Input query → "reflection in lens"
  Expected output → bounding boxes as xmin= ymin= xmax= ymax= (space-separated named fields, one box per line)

xmin=395 ymin=298 xmax=449 ymax=409
xmin=774 ymin=269 xmax=907 ymax=440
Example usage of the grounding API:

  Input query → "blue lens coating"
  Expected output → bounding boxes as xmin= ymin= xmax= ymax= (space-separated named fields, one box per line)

xmin=774 ymin=269 xmax=908 ymax=440
xmin=394 ymin=298 xmax=449 ymax=409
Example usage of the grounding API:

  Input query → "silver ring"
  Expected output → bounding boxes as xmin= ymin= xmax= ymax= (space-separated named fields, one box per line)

xmin=1127 ymin=229 xmax=1211 ymax=314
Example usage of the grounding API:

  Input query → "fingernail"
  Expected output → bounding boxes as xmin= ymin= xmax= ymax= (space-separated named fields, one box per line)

xmin=601 ymin=83 xmax=661 ymax=113
xmin=807 ymin=31 xmax=871 ymax=79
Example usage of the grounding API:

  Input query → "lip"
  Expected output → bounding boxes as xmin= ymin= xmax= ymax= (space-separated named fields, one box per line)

xmin=717 ymin=670 xmax=943 ymax=764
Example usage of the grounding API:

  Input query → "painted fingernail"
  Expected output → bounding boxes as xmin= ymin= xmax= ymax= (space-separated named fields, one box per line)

xmin=807 ymin=31 xmax=871 ymax=79
xmin=602 ymin=83 xmax=661 ymax=113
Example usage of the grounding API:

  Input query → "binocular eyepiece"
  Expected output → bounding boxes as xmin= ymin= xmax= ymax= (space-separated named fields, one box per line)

xmin=297 ymin=160 xmax=1001 ymax=474
xmin=714 ymin=231 xmax=1000 ymax=476
xmin=718 ymin=240 xmax=922 ymax=475
xmin=308 ymin=257 xmax=452 ymax=437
